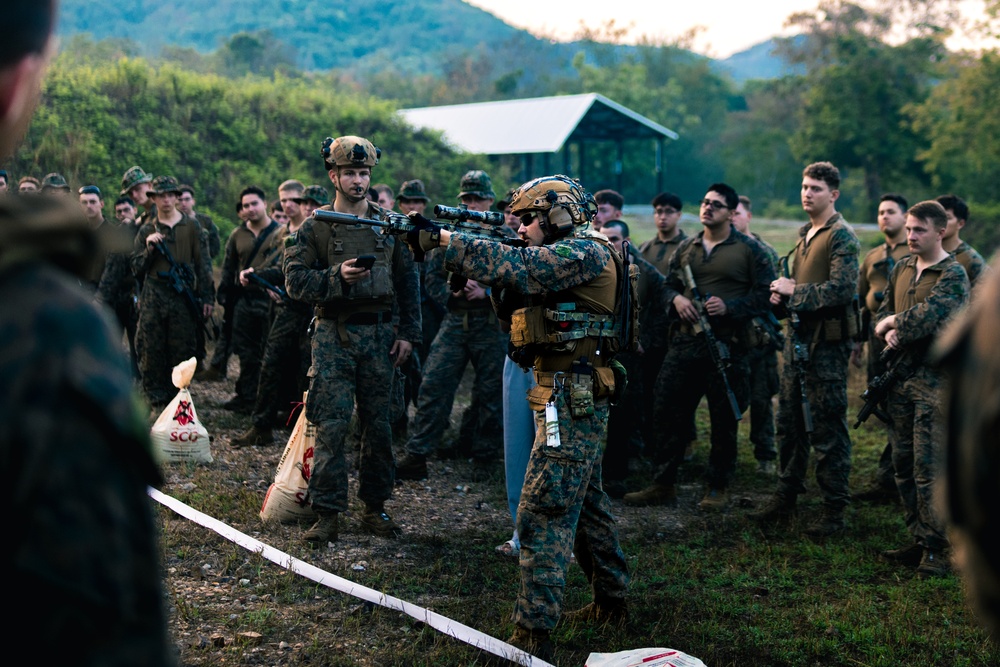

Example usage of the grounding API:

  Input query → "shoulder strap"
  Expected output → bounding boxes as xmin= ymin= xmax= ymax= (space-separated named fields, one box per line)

xmin=243 ymin=220 xmax=280 ymax=270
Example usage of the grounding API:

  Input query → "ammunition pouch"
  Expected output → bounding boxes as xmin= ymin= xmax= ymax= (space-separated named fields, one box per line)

xmin=509 ymin=304 xmax=620 ymax=349
xmin=801 ymin=303 xmax=862 ymax=344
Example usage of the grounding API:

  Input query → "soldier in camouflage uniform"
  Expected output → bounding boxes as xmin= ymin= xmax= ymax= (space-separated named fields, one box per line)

xmin=936 ymin=194 xmax=988 ymax=289
xmin=874 ymin=200 xmax=968 ymax=577
xmin=752 ymin=161 xmax=861 ymax=536
xmin=178 ymin=184 xmax=221 ymax=261
xmin=853 ymin=194 xmax=912 ymax=501
xmin=132 ymin=175 xmax=215 ymax=407
xmin=97 ymin=194 xmax=144 ymax=379
xmin=217 ymin=186 xmax=285 ymax=413
xmin=0 ymin=4 xmax=173 ymax=662
xmin=732 ymin=195 xmax=782 ymax=474
xmin=625 ymin=184 xmax=775 ymax=511
xmin=935 ymin=252 xmax=1000 ymax=637
xmin=233 ymin=180 xmax=314 ymax=448
xmin=284 ymin=136 xmax=420 ymax=543
xmin=120 ymin=165 xmax=156 ymax=226
xmin=396 ymin=170 xmax=507 ymax=480
xmin=406 ymin=175 xmax=629 ymax=662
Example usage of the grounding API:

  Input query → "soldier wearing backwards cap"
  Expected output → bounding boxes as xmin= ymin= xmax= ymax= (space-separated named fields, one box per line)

xmin=284 ymin=135 xmax=421 ymax=543
xmin=406 ymin=175 xmax=630 ymax=663
xmin=131 ymin=175 xmax=215 ymax=407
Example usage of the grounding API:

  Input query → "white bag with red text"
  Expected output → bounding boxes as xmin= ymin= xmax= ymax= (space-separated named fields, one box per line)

xmin=260 ymin=393 xmax=315 ymax=523
xmin=586 ymin=648 xmax=706 ymax=667
xmin=150 ymin=358 xmax=212 ymax=464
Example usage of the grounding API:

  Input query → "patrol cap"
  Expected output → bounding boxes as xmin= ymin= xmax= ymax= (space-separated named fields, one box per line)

xmin=41 ymin=172 xmax=70 ymax=191
xmin=149 ymin=175 xmax=182 ymax=195
xmin=496 ymin=188 xmax=516 ymax=211
xmin=397 ymin=179 xmax=429 ymax=202
xmin=321 ymin=136 xmax=380 ymax=170
xmin=303 ymin=185 xmax=330 ymax=206
xmin=120 ymin=165 xmax=152 ymax=195
xmin=457 ymin=170 xmax=495 ymax=200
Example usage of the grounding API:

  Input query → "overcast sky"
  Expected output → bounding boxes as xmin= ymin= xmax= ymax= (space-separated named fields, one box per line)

xmin=464 ymin=0 xmax=994 ymax=58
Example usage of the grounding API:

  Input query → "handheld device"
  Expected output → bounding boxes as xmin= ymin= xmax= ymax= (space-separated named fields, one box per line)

xmin=355 ymin=254 xmax=376 ymax=271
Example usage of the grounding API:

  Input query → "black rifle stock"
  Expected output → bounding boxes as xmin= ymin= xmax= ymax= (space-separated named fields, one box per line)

xmin=780 ymin=256 xmax=814 ymax=433
xmin=681 ymin=264 xmax=742 ymax=422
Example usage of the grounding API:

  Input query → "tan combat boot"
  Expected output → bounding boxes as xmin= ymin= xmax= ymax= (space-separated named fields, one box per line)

xmin=561 ymin=598 xmax=629 ymax=628
xmin=360 ymin=504 xmax=403 ymax=538
xmin=303 ymin=512 xmax=339 ymax=545
xmin=507 ymin=626 xmax=555 ymax=662
xmin=623 ymin=483 xmax=677 ymax=507
xmin=231 ymin=425 xmax=273 ymax=449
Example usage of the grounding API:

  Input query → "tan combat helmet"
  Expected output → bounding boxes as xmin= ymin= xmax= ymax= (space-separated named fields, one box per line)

xmin=509 ymin=175 xmax=596 ymax=241
xmin=321 ymin=136 xmax=380 ymax=171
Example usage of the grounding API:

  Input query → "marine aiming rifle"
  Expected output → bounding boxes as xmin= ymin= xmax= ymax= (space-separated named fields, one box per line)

xmin=153 ymin=240 xmax=214 ymax=341
xmin=779 ymin=255 xmax=814 ymax=433
xmin=246 ymin=271 xmax=288 ymax=299
xmin=681 ymin=264 xmax=742 ymax=422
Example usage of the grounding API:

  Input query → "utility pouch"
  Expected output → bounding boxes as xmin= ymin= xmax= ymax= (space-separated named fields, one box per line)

xmin=568 ymin=381 xmax=595 ymax=419
xmin=593 ymin=365 xmax=617 ymax=400
xmin=510 ymin=306 xmax=548 ymax=348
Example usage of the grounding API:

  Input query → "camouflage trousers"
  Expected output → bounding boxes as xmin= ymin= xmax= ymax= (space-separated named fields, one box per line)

xmin=651 ymin=334 xmax=750 ymax=490
xmin=515 ymin=395 xmax=628 ymax=632
xmin=746 ymin=346 xmax=779 ymax=462
xmin=404 ymin=308 xmax=505 ymax=459
xmin=867 ymin=330 xmax=895 ymax=487
xmin=887 ymin=367 xmax=948 ymax=550
xmin=776 ymin=339 xmax=853 ymax=509
xmin=231 ymin=295 xmax=272 ymax=402
xmin=251 ymin=303 xmax=312 ymax=429
xmin=305 ymin=318 xmax=399 ymax=514
xmin=135 ymin=279 xmax=199 ymax=405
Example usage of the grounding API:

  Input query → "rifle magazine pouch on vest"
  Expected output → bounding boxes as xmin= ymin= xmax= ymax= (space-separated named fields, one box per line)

xmin=510 ymin=306 xmax=548 ymax=348
xmin=568 ymin=380 xmax=595 ymax=419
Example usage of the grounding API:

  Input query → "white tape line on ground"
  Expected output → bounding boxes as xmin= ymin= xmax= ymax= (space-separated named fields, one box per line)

xmin=150 ymin=488 xmax=553 ymax=667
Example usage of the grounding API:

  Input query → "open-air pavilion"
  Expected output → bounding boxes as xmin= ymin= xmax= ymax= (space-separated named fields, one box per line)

xmin=399 ymin=93 xmax=679 ymax=195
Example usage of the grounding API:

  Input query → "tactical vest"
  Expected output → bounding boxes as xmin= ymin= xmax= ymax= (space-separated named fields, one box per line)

xmin=789 ymin=214 xmax=860 ymax=340
xmin=891 ymin=256 xmax=949 ymax=313
xmin=509 ymin=236 xmax=625 ymax=374
xmin=862 ymin=242 xmax=909 ymax=313
xmin=310 ymin=202 xmax=398 ymax=315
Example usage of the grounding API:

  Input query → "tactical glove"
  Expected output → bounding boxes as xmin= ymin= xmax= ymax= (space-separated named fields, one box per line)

xmin=405 ymin=213 xmax=442 ymax=262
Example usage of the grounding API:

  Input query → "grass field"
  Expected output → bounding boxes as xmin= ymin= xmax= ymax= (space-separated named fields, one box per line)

xmin=159 ymin=358 xmax=999 ymax=667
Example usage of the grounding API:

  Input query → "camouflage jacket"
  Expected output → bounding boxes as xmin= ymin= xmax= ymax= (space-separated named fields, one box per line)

xmin=952 ymin=240 xmax=988 ymax=289
xmin=876 ymin=254 xmax=969 ymax=350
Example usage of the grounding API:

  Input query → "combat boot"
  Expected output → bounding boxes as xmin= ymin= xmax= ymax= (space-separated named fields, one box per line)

xmin=853 ymin=480 xmax=898 ymax=504
xmin=916 ymin=549 xmax=950 ymax=578
xmin=881 ymin=542 xmax=924 ymax=567
xmin=303 ymin=512 xmax=339 ymax=545
xmin=805 ymin=507 xmax=845 ymax=537
xmin=698 ymin=487 xmax=729 ymax=511
xmin=506 ymin=626 xmax=555 ymax=663
xmin=231 ymin=425 xmax=273 ymax=449
xmin=360 ymin=503 xmax=403 ymax=538
xmin=748 ymin=493 xmax=796 ymax=523
xmin=561 ymin=598 xmax=629 ymax=628
xmin=623 ymin=483 xmax=677 ymax=507
xmin=395 ymin=452 xmax=427 ymax=480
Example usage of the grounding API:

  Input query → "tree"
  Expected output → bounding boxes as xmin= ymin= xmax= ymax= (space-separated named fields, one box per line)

xmin=777 ymin=1 xmax=946 ymax=206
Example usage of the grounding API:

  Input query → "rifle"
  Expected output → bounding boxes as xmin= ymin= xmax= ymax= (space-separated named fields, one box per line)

xmin=779 ymin=255 xmax=814 ymax=433
xmin=153 ymin=240 xmax=213 ymax=341
xmin=681 ymin=264 xmax=742 ymax=422
xmin=246 ymin=271 xmax=288 ymax=299
xmin=313 ymin=207 xmax=512 ymax=241
xmin=853 ymin=347 xmax=900 ymax=428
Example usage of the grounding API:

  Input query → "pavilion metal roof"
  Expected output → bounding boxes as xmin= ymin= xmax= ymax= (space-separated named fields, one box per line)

xmin=398 ymin=93 xmax=678 ymax=155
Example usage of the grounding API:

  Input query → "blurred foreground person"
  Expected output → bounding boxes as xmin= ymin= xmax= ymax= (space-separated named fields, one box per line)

xmin=0 ymin=2 xmax=174 ymax=664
